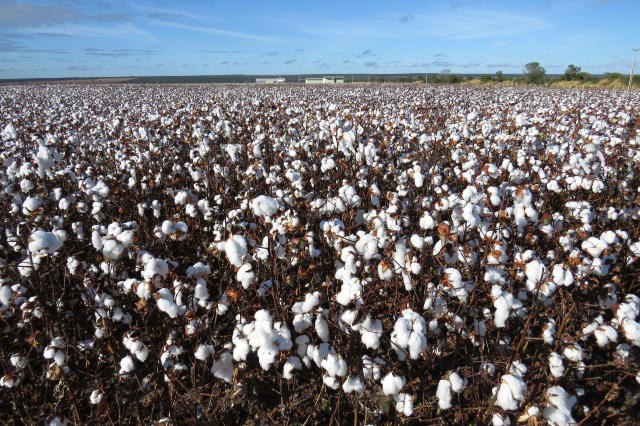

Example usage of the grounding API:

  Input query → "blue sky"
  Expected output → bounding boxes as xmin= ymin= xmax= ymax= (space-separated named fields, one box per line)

xmin=0 ymin=0 xmax=637 ymax=78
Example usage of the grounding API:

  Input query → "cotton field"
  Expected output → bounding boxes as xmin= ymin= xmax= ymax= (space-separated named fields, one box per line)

xmin=1 ymin=84 xmax=640 ymax=425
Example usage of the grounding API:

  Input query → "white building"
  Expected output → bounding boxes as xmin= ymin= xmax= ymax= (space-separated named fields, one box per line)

xmin=255 ymin=77 xmax=286 ymax=84
xmin=305 ymin=76 xmax=345 ymax=84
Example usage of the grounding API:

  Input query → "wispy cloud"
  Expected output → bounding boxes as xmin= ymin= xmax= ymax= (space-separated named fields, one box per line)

xmin=297 ymin=7 xmax=551 ymax=40
xmin=146 ymin=18 xmax=275 ymax=42
xmin=357 ymin=49 xmax=374 ymax=58
xmin=0 ymin=1 xmax=81 ymax=28
xmin=84 ymin=48 xmax=159 ymax=57
xmin=20 ymin=23 xmax=156 ymax=42
xmin=284 ymin=59 xmax=296 ymax=64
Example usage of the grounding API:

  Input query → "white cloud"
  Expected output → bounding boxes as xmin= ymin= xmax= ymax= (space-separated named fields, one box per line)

xmin=145 ymin=18 xmax=276 ymax=42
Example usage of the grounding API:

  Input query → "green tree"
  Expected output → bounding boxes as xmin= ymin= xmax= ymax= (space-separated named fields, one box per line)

xmin=564 ymin=64 xmax=581 ymax=80
xmin=523 ymin=62 xmax=546 ymax=84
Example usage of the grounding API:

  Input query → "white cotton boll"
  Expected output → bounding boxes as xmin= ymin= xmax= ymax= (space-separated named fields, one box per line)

xmin=419 ymin=212 xmax=436 ymax=230
xmin=562 ymin=344 xmax=583 ymax=362
xmin=89 ymin=390 xmax=103 ymax=405
xmin=321 ymin=354 xmax=347 ymax=377
xmin=156 ymin=291 xmax=179 ymax=318
xmin=410 ymin=234 xmax=425 ymax=250
xmin=250 ymin=195 xmax=279 ymax=218
xmin=359 ymin=316 xmax=382 ymax=349
xmin=543 ymin=319 xmax=556 ymax=345
xmin=194 ymin=281 xmax=209 ymax=304
xmin=53 ymin=350 xmax=65 ymax=366
xmin=594 ymin=325 xmax=618 ymax=347
xmin=102 ymin=239 xmax=124 ymax=260
xmin=552 ymin=264 xmax=574 ymax=287
xmin=495 ymin=374 xmax=527 ymax=411
xmin=292 ymin=292 xmax=321 ymax=314
xmin=549 ymin=352 xmax=564 ymax=378
xmin=223 ymin=235 xmax=248 ymax=268
xmin=283 ymin=356 xmax=302 ymax=380
xmin=119 ymin=355 xmax=136 ymax=374
xmin=28 ymin=230 xmax=63 ymax=254
xmin=142 ymin=258 xmax=169 ymax=280
xmin=58 ymin=198 xmax=70 ymax=210
xmin=395 ymin=393 xmax=414 ymax=416
xmin=525 ymin=260 xmax=547 ymax=292
xmin=195 ymin=344 xmax=215 ymax=361
xmin=22 ymin=196 xmax=42 ymax=215
xmin=492 ymin=413 xmax=511 ymax=426
xmin=342 ymin=375 xmax=364 ymax=393
xmin=315 ymin=315 xmax=330 ymax=342
xmin=236 ymin=264 xmax=256 ymax=289
xmin=233 ymin=338 xmax=250 ymax=362
xmin=293 ymin=313 xmax=313 ymax=332
xmin=91 ymin=230 xmax=104 ymax=251
xmin=161 ymin=220 xmax=175 ymax=235
xmin=543 ymin=386 xmax=576 ymax=426
xmin=381 ymin=372 xmax=405 ymax=396
xmin=10 ymin=354 xmax=28 ymax=369
xmin=45 ymin=416 xmax=68 ymax=426
xmin=621 ymin=319 xmax=640 ymax=346
xmin=448 ymin=372 xmax=466 ymax=393
xmin=581 ymin=237 xmax=608 ymax=258
xmin=0 ymin=285 xmax=12 ymax=306
xmin=323 ymin=374 xmax=340 ymax=390
xmin=378 ymin=261 xmax=393 ymax=281
xmin=355 ymin=233 xmax=379 ymax=261
xmin=362 ymin=355 xmax=384 ymax=381
xmin=436 ymin=379 xmax=453 ymax=410
xmin=136 ymin=281 xmax=153 ymax=300
xmin=211 ymin=351 xmax=234 ymax=383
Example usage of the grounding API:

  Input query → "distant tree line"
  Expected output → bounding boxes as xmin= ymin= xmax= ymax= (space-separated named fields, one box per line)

xmin=370 ymin=63 xmax=639 ymax=87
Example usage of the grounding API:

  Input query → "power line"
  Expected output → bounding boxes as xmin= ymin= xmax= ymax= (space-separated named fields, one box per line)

xmin=629 ymin=48 xmax=639 ymax=90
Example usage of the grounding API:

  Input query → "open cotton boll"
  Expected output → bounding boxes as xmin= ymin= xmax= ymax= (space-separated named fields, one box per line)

xmin=342 ymin=375 xmax=364 ymax=393
xmin=142 ymin=258 xmax=169 ymax=280
xmin=315 ymin=314 xmax=330 ymax=342
xmin=436 ymin=379 xmax=453 ymax=410
xmin=89 ymin=390 xmax=103 ymax=405
xmin=390 ymin=309 xmax=427 ymax=360
xmin=155 ymin=288 xmax=182 ymax=318
xmin=362 ymin=355 xmax=385 ymax=382
xmin=492 ymin=413 xmax=511 ymax=426
xmin=292 ymin=292 xmax=321 ymax=314
xmin=448 ymin=372 xmax=467 ymax=393
xmin=543 ymin=386 xmax=576 ymax=426
xmin=236 ymin=263 xmax=256 ymax=289
xmin=562 ymin=343 xmax=583 ymax=362
xmin=378 ymin=260 xmax=393 ymax=281
xmin=381 ymin=372 xmax=405 ymax=396
xmin=621 ymin=319 xmax=640 ymax=346
xmin=28 ymin=230 xmax=63 ymax=254
xmin=211 ymin=351 xmax=234 ymax=383
xmin=581 ymin=237 xmax=608 ymax=258
xmin=321 ymin=353 xmax=347 ymax=377
xmin=525 ymin=260 xmax=547 ymax=292
xmin=283 ymin=356 xmax=302 ymax=379
xmin=593 ymin=324 xmax=618 ymax=347
xmin=186 ymin=262 xmax=211 ymax=278
xmin=221 ymin=235 xmax=248 ymax=268
xmin=394 ymin=393 xmax=414 ymax=416
xmin=494 ymin=374 xmax=527 ymax=410
xmin=355 ymin=233 xmax=379 ymax=261
xmin=119 ymin=355 xmax=136 ymax=374
xmin=250 ymin=195 xmax=279 ymax=218
xmin=194 ymin=344 xmax=215 ymax=361
xmin=549 ymin=352 xmax=564 ymax=378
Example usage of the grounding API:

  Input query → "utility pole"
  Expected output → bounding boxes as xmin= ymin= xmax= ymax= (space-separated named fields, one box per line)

xmin=425 ymin=73 xmax=428 ymax=84
xmin=629 ymin=48 xmax=639 ymax=90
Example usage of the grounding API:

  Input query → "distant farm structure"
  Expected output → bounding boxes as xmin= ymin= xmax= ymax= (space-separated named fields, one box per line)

xmin=305 ymin=76 xmax=345 ymax=84
xmin=255 ymin=77 xmax=286 ymax=84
